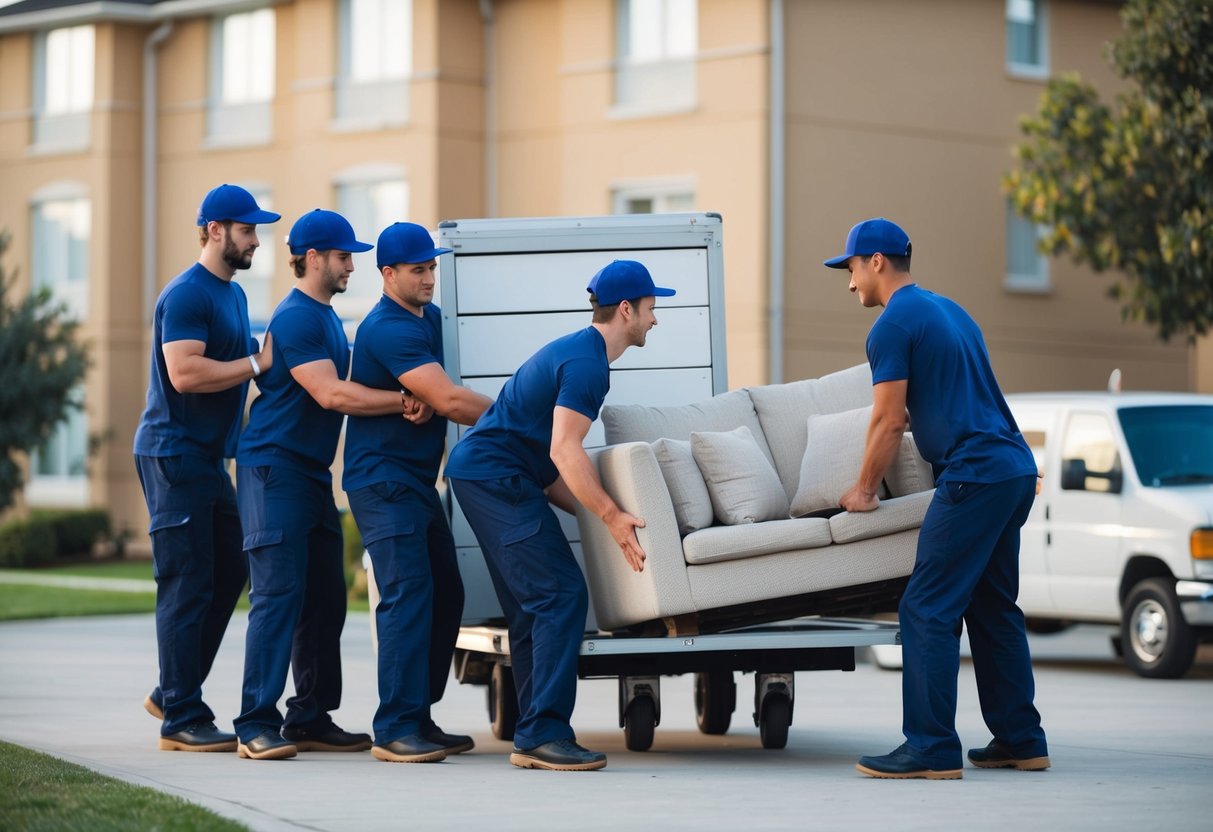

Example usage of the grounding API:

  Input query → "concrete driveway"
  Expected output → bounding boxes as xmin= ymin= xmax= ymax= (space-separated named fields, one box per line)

xmin=1 ymin=613 xmax=1209 ymax=832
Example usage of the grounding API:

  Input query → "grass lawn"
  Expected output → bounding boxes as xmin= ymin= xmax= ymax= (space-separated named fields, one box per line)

xmin=0 ymin=560 xmax=369 ymax=621
xmin=0 ymin=740 xmax=249 ymax=832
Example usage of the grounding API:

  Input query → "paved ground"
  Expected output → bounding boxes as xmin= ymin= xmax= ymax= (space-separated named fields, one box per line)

xmin=1 ymin=613 xmax=1209 ymax=832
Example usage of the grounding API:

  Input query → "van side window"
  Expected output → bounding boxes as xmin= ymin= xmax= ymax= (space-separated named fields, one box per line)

xmin=1060 ymin=413 xmax=1122 ymax=493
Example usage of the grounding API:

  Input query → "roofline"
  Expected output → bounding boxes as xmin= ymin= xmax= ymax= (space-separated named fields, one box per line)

xmin=0 ymin=0 xmax=278 ymax=33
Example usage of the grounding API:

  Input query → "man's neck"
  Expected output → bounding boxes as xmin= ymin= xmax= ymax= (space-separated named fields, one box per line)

xmin=197 ymin=249 xmax=235 ymax=282
xmin=296 ymin=274 xmax=333 ymax=305
xmin=591 ymin=321 xmax=629 ymax=364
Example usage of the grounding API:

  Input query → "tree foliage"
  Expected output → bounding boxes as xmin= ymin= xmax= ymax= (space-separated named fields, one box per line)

xmin=1005 ymin=0 xmax=1213 ymax=341
xmin=0 ymin=230 xmax=91 ymax=513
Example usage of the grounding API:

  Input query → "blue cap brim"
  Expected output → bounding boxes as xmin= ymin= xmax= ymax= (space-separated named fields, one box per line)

xmin=823 ymin=254 xmax=851 ymax=269
xmin=347 ymin=241 xmax=374 ymax=253
xmin=654 ymin=286 xmax=676 ymax=297
xmin=230 ymin=209 xmax=282 ymax=224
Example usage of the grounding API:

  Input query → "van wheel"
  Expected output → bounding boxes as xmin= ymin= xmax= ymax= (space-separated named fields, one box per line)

xmin=1121 ymin=578 xmax=1197 ymax=679
xmin=488 ymin=663 xmax=518 ymax=741
xmin=694 ymin=671 xmax=735 ymax=735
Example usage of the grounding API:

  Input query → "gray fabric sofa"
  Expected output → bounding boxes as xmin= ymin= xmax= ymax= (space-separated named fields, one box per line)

xmin=574 ymin=364 xmax=935 ymax=634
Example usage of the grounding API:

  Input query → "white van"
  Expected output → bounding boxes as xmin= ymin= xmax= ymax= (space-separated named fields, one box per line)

xmin=1006 ymin=390 xmax=1213 ymax=678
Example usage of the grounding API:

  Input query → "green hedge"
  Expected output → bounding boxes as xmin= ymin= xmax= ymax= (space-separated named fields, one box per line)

xmin=29 ymin=508 xmax=111 ymax=557
xmin=0 ymin=508 xmax=112 ymax=568
xmin=0 ymin=516 xmax=57 ymax=568
xmin=340 ymin=510 xmax=368 ymax=601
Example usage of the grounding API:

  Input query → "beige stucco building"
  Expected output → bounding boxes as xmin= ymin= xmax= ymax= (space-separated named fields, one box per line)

xmin=0 ymin=0 xmax=1194 ymax=545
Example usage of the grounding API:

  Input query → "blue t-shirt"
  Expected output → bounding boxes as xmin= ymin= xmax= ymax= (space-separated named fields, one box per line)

xmin=445 ymin=326 xmax=609 ymax=488
xmin=867 ymin=284 xmax=1036 ymax=484
xmin=134 ymin=263 xmax=255 ymax=459
xmin=237 ymin=289 xmax=349 ymax=481
xmin=342 ymin=298 xmax=449 ymax=493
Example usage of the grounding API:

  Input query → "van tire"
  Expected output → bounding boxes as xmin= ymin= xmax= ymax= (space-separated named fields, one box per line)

xmin=1121 ymin=578 xmax=1197 ymax=679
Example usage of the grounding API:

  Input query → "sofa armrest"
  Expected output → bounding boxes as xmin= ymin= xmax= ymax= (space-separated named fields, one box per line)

xmin=575 ymin=442 xmax=697 ymax=631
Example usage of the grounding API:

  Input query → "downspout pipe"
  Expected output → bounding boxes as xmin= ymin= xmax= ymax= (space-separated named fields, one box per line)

xmin=768 ymin=0 xmax=785 ymax=384
xmin=142 ymin=22 xmax=173 ymax=328
xmin=478 ymin=0 xmax=496 ymax=217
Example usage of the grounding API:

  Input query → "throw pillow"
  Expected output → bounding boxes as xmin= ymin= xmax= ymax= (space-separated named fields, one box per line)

xmin=651 ymin=437 xmax=715 ymax=536
xmin=789 ymin=406 xmax=872 ymax=517
xmin=690 ymin=426 xmax=789 ymax=525
xmin=883 ymin=432 xmax=935 ymax=497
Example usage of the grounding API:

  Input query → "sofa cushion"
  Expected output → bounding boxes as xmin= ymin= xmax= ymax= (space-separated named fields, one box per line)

xmin=682 ymin=517 xmax=833 ymax=565
xmin=691 ymin=426 xmax=789 ymax=525
xmin=651 ymin=437 xmax=714 ymax=535
xmin=602 ymin=388 xmax=776 ymax=470
xmin=828 ymin=490 xmax=934 ymax=544
xmin=789 ymin=406 xmax=872 ymax=518
xmin=749 ymin=363 xmax=874 ymax=499
xmin=884 ymin=433 xmax=935 ymax=497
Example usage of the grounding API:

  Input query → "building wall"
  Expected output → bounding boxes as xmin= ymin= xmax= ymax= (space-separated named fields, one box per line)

xmin=781 ymin=0 xmax=1191 ymax=392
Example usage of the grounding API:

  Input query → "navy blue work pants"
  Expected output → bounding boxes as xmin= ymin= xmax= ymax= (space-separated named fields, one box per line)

xmin=233 ymin=465 xmax=347 ymax=743
xmin=448 ymin=475 xmax=588 ymax=750
xmin=900 ymin=475 xmax=1048 ymax=769
xmin=347 ymin=482 xmax=464 ymax=745
xmin=135 ymin=453 xmax=248 ymax=736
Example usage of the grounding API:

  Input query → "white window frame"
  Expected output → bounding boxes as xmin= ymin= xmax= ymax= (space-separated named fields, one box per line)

xmin=31 ymin=24 xmax=94 ymax=152
xmin=332 ymin=165 xmax=410 ymax=324
xmin=27 ymin=386 xmax=89 ymax=507
xmin=1004 ymin=203 xmax=1051 ymax=294
xmin=1006 ymin=0 xmax=1049 ymax=79
xmin=612 ymin=178 xmax=696 ymax=215
xmin=30 ymin=182 xmax=91 ymax=322
xmin=612 ymin=0 xmax=698 ymax=117
xmin=207 ymin=8 xmax=276 ymax=147
xmin=333 ymin=0 xmax=412 ymax=130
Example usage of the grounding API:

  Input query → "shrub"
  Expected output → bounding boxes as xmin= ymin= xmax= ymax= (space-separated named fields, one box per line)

xmin=29 ymin=508 xmax=111 ymax=557
xmin=0 ymin=515 xmax=58 ymax=568
xmin=340 ymin=510 xmax=368 ymax=601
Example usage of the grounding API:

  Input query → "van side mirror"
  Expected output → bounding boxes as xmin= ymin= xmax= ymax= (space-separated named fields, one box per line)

xmin=1060 ymin=459 xmax=1087 ymax=490
xmin=1061 ymin=458 xmax=1123 ymax=494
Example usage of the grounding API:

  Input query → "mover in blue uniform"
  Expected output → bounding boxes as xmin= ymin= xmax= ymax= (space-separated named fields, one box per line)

xmin=232 ymin=210 xmax=421 ymax=760
xmin=344 ymin=222 xmax=494 ymax=763
xmin=825 ymin=218 xmax=1049 ymax=780
xmin=445 ymin=259 xmax=674 ymax=771
xmin=134 ymin=184 xmax=279 ymax=751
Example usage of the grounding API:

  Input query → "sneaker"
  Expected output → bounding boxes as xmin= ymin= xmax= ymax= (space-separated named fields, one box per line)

xmin=967 ymin=739 xmax=1050 ymax=771
xmin=421 ymin=724 xmax=475 ymax=755
xmin=509 ymin=738 xmax=607 ymax=771
xmin=371 ymin=734 xmax=446 ymax=763
xmin=856 ymin=744 xmax=962 ymax=780
xmin=237 ymin=730 xmax=298 ymax=761
xmin=159 ymin=722 xmax=237 ymax=753
xmin=280 ymin=723 xmax=372 ymax=752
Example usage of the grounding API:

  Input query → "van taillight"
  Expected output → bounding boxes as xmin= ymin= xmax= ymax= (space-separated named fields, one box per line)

xmin=1190 ymin=529 xmax=1213 ymax=559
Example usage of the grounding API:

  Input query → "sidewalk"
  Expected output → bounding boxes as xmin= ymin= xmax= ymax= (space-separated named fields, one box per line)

xmin=0 ymin=569 xmax=155 ymax=592
xmin=1 ymin=612 xmax=1209 ymax=832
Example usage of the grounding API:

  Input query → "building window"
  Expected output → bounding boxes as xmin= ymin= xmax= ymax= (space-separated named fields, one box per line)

xmin=614 ymin=0 xmax=697 ymax=113
xmin=240 ymin=186 xmax=276 ymax=328
xmin=1004 ymin=204 xmax=1050 ymax=293
xmin=31 ymin=190 xmax=91 ymax=321
xmin=613 ymin=183 xmax=695 ymax=215
xmin=208 ymin=9 xmax=275 ymax=146
xmin=335 ymin=0 xmax=411 ymax=127
xmin=28 ymin=386 xmax=89 ymax=506
xmin=32 ymin=25 xmax=94 ymax=150
xmin=1006 ymin=0 xmax=1048 ymax=78
xmin=333 ymin=171 xmax=409 ymax=321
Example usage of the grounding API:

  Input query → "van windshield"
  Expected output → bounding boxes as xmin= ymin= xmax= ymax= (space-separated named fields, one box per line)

xmin=1118 ymin=405 xmax=1213 ymax=487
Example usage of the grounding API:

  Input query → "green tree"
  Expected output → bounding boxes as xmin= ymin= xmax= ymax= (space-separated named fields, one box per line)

xmin=0 ymin=230 xmax=91 ymax=513
xmin=1005 ymin=0 xmax=1213 ymax=341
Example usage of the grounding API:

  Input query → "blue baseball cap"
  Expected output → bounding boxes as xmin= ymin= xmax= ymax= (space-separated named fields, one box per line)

xmin=587 ymin=260 xmax=676 ymax=306
xmin=376 ymin=222 xmax=452 ymax=269
xmin=823 ymin=217 xmax=912 ymax=268
xmin=196 ymin=184 xmax=281 ymax=225
xmin=287 ymin=209 xmax=373 ymax=255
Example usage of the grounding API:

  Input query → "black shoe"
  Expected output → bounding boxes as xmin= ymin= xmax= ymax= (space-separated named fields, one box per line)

xmin=510 ymin=738 xmax=607 ymax=771
xmin=371 ymin=734 xmax=446 ymax=763
xmin=281 ymin=723 xmax=372 ymax=752
xmin=159 ymin=722 xmax=237 ymax=753
xmin=967 ymin=739 xmax=1050 ymax=771
xmin=143 ymin=691 xmax=163 ymax=721
xmin=237 ymin=730 xmax=298 ymax=760
xmin=421 ymin=724 xmax=475 ymax=755
xmin=856 ymin=743 xmax=962 ymax=780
